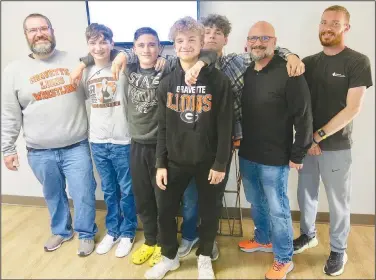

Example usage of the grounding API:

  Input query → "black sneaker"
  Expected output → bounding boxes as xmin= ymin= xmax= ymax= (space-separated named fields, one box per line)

xmin=293 ymin=234 xmax=318 ymax=254
xmin=323 ymin=251 xmax=348 ymax=276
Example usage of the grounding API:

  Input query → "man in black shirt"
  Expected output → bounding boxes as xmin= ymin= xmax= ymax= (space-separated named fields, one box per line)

xmin=293 ymin=5 xmax=373 ymax=277
xmin=238 ymin=21 xmax=312 ymax=280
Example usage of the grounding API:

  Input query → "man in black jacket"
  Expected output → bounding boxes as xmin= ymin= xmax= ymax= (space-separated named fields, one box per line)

xmin=238 ymin=21 xmax=313 ymax=280
xmin=145 ymin=16 xmax=233 ymax=280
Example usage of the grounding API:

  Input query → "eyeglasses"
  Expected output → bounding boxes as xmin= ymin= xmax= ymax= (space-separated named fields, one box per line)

xmin=25 ymin=26 xmax=50 ymax=35
xmin=247 ymin=36 xmax=275 ymax=43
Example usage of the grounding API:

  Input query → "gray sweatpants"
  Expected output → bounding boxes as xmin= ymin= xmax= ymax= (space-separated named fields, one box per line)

xmin=297 ymin=149 xmax=352 ymax=253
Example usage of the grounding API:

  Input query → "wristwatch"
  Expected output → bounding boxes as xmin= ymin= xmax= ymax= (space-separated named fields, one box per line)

xmin=317 ymin=128 xmax=327 ymax=140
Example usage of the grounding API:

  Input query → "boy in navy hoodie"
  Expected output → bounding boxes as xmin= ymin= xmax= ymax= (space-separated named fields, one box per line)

xmin=145 ymin=17 xmax=233 ymax=279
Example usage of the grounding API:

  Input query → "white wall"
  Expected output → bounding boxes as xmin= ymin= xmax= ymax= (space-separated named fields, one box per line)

xmin=1 ymin=1 xmax=375 ymax=214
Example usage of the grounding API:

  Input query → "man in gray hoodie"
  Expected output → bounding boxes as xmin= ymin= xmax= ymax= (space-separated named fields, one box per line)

xmin=1 ymin=13 xmax=97 ymax=256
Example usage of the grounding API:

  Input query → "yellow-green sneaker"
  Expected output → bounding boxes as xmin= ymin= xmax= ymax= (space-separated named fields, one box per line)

xmin=132 ymin=244 xmax=155 ymax=265
xmin=148 ymin=246 xmax=162 ymax=267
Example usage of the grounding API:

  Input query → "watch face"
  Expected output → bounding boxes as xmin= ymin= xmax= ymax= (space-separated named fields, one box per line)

xmin=318 ymin=130 xmax=326 ymax=137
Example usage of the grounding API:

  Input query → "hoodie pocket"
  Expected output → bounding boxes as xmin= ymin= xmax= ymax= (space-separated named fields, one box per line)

xmin=168 ymin=131 xmax=211 ymax=165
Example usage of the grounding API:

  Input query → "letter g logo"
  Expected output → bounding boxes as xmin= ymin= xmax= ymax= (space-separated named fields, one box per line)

xmin=180 ymin=111 xmax=199 ymax=123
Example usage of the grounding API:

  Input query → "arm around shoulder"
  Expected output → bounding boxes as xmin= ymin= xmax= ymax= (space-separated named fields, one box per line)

xmin=213 ymin=73 xmax=233 ymax=171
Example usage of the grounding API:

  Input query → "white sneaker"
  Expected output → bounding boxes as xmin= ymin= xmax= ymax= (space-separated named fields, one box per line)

xmin=95 ymin=234 xmax=119 ymax=255
xmin=211 ymin=241 xmax=219 ymax=261
xmin=198 ymin=255 xmax=215 ymax=279
xmin=115 ymin=237 xmax=134 ymax=258
xmin=144 ymin=254 xmax=180 ymax=279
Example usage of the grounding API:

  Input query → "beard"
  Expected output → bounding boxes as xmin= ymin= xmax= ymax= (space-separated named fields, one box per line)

xmin=319 ymin=30 xmax=343 ymax=47
xmin=249 ymin=45 xmax=274 ymax=61
xmin=27 ymin=34 xmax=56 ymax=56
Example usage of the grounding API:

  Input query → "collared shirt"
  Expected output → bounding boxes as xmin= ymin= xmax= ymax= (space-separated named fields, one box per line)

xmin=215 ymin=47 xmax=292 ymax=139
xmin=239 ymin=55 xmax=313 ymax=166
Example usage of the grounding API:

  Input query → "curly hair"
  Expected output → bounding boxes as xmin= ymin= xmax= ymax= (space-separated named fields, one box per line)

xmin=85 ymin=23 xmax=113 ymax=42
xmin=168 ymin=16 xmax=204 ymax=42
xmin=200 ymin=14 xmax=232 ymax=37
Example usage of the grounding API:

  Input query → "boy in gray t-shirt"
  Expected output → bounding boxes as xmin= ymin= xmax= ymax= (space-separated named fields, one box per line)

xmin=81 ymin=23 xmax=137 ymax=258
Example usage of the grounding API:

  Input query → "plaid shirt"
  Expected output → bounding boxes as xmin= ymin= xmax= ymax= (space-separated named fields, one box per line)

xmin=216 ymin=47 xmax=293 ymax=139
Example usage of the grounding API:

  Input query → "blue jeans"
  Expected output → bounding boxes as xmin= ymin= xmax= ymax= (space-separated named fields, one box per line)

xmin=27 ymin=139 xmax=98 ymax=240
xmin=239 ymin=157 xmax=293 ymax=263
xmin=90 ymin=143 xmax=137 ymax=239
xmin=181 ymin=179 xmax=199 ymax=241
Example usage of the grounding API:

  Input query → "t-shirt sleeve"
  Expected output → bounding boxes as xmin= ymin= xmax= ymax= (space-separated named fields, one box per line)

xmin=302 ymin=56 xmax=311 ymax=78
xmin=302 ymin=56 xmax=310 ymax=67
xmin=348 ymin=55 xmax=373 ymax=89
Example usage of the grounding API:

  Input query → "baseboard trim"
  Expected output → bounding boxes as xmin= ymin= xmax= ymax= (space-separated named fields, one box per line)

xmin=2 ymin=195 xmax=374 ymax=226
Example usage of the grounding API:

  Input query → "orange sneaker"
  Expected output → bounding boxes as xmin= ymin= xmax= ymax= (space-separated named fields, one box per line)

xmin=265 ymin=261 xmax=294 ymax=280
xmin=238 ymin=239 xmax=273 ymax=253
xmin=233 ymin=139 xmax=241 ymax=148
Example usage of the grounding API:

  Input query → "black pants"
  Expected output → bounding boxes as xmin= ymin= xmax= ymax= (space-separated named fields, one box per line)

xmin=217 ymin=148 xmax=234 ymax=208
xmin=196 ymin=147 xmax=233 ymax=258
xmin=158 ymin=160 xmax=223 ymax=259
xmin=130 ymin=140 xmax=160 ymax=246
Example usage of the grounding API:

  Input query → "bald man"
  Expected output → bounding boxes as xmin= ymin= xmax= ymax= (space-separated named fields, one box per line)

xmin=237 ymin=21 xmax=313 ymax=280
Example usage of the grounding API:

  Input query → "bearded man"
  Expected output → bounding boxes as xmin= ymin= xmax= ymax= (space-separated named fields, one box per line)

xmin=292 ymin=5 xmax=373 ymax=277
xmin=238 ymin=21 xmax=313 ymax=280
xmin=1 ymin=13 xmax=98 ymax=256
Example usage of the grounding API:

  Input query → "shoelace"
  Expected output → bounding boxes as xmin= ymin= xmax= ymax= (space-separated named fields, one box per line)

xmin=328 ymin=252 xmax=341 ymax=264
xmin=296 ymin=235 xmax=309 ymax=246
xmin=198 ymin=258 xmax=212 ymax=270
xmin=248 ymin=238 xmax=268 ymax=246
xmin=272 ymin=261 xmax=285 ymax=272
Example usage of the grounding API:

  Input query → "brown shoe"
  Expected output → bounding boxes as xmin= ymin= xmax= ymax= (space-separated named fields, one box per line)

xmin=77 ymin=239 xmax=95 ymax=257
xmin=44 ymin=234 xmax=74 ymax=252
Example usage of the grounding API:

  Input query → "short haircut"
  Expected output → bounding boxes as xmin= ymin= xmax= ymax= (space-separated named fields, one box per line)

xmin=201 ymin=14 xmax=232 ymax=37
xmin=23 ymin=13 xmax=52 ymax=32
xmin=85 ymin=23 xmax=113 ymax=42
xmin=323 ymin=5 xmax=350 ymax=23
xmin=134 ymin=27 xmax=160 ymax=44
xmin=168 ymin=16 xmax=204 ymax=42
